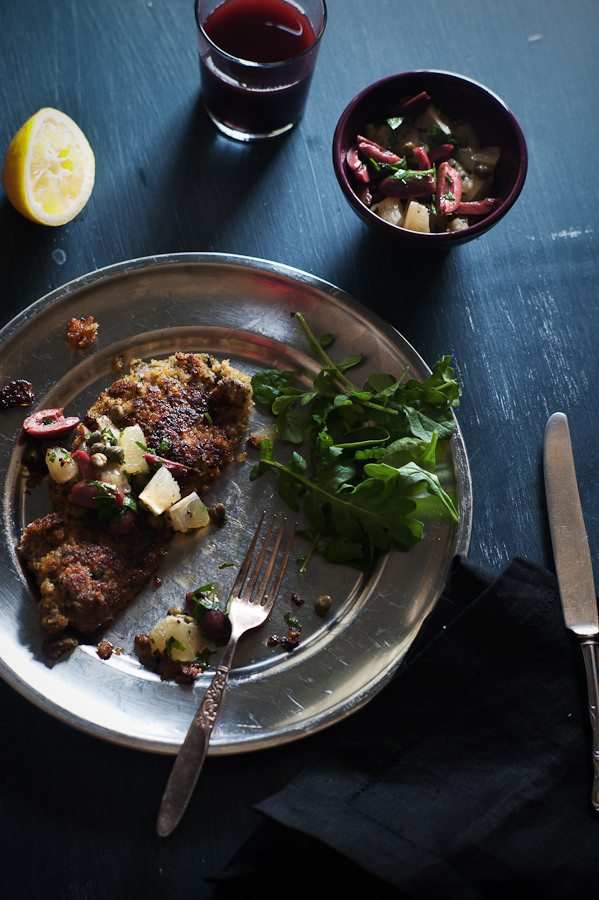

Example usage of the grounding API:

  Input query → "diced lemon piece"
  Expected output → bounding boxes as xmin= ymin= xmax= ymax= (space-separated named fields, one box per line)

xmin=149 ymin=615 xmax=202 ymax=663
xmin=375 ymin=196 xmax=404 ymax=227
xmin=98 ymin=463 xmax=131 ymax=493
xmin=450 ymin=119 xmax=481 ymax=151
xmin=2 ymin=107 xmax=95 ymax=226
xmin=471 ymin=146 xmax=501 ymax=169
xmin=138 ymin=465 xmax=181 ymax=516
xmin=166 ymin=492 xmax=210 ymax=532
xmin=119 ymin=424 xmax=149 ymax=475
xmin=403 ymin=201 xmax=430 ymax=233
xmin=414 ymin=103 xmax=452 ymax=138
xmin=448 ymin=217 xmax=470 ymax=232
xmin=45 ymin=446 xmax=79 ymax=484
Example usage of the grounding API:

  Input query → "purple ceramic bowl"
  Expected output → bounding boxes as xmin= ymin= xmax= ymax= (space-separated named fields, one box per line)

xmin=332 ymin=70 xmax=528 ymax=247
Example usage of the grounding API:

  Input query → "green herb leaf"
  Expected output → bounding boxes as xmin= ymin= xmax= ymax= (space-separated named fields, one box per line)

xmin=284 ymin=612 xmax=301 ymax=631
xmin=187 ymin=583 xmax=220 ymax=625
xmin=84 ymin=480 xmax=130 ymax=519
xmin=250 ymin=317 xmax=462 ymax=571
xmin=387 ymin=165 xmax=434 ymax=183
xmin=165 ymin=636 xmax=186 ymax=659
xmin=195 ymin=647 xmax=215 ymax=668
xmin=387 ymin=115 xmax=404 ymax=130
xmin=428 ymin=124 xmax=456 ymax=148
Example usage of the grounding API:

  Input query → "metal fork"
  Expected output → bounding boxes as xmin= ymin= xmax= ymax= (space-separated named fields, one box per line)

xmin=156 ymin=512 xmax=295 ymax=837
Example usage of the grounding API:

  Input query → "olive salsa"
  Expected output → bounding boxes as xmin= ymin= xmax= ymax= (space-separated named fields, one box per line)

xmin=346 ymin=90 xmax=501 ymax=234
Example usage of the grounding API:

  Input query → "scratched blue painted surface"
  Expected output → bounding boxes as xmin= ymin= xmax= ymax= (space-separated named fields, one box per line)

xmin=0 ymin=0 xmax=597 ymax=894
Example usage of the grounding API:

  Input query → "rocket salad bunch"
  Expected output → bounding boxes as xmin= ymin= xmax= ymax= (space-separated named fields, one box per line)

xmin=250 ymin=313 xmax=461 ymax=571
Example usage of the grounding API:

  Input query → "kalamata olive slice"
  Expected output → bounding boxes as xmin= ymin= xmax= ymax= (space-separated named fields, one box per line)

xmin=109 ymin=508 xmax=137 ymax=535
xmin=23 ymin=407 xmax=80 ymax=437
xmin=69 ymin=480 xmax=102 ymax=509
xmin=435 ymin=162 xmax=462 ymax=215
xmin=144 ymin=452 xmax=188 ymax=478
xmin=72 ymin=449 xmax=95 ymax=479
xmin=379 ymin=172 xmax=435 ymax=199
xmin=201 ymin=609 xmax=231 ymax=642
xmin=69 ymin=479 xmax=125 ymax=510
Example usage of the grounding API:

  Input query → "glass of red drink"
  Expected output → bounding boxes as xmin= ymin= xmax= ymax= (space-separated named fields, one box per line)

xmin=194 ymin=0 xmax=327 ymax=141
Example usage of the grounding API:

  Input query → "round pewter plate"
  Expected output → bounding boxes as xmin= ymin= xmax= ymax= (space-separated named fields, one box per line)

xmin=0 ymin=253 xmax=472 ymax=755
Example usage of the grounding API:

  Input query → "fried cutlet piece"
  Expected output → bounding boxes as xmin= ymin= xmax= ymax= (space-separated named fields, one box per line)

xmin=20 ymin=351 xmax=253 ymax=649
xmin=79 ymin=351 xmax=253 ymax=494
xmin=20 ymin=512 xmax=168 ymax=637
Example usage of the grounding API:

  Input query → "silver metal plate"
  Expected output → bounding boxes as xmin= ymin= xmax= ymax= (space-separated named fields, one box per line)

xmin=0 ymin=253 xmax=472 ymax=754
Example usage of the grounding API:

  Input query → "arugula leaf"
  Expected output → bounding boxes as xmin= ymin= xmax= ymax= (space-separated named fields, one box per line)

xmin=250 ymin=313 xmax=462 ymax=570
xmin=251 ymin=368 xmax=296 ymax=408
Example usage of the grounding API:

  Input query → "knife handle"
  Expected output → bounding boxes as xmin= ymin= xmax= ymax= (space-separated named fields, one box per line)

xmin=580 ymin=638 xmax=599 ymax=812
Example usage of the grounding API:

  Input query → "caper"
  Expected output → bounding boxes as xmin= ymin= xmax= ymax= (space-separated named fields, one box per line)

xmin=104 ymin=445 xmax=124 ymax=462
xmin=399 ymin=140 xmax=415 ymax=155
xmin=314 ymin=594 xmax=332 ymax=617
xmin=87 ymin=430 xmax=103 ymax=444
xmin=109 ymin=404 xmax=125 ymax=424
xmin=209 ymin=502 xmax=227 ymax=526
xmin=90 ymin=441 xmax=106 ymax=455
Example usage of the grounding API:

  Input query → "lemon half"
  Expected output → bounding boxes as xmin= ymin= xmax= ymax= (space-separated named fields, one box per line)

xmin=2 ymin=107 xmax=95 ymax=226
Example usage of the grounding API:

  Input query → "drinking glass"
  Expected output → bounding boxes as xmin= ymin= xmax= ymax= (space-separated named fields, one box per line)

xmin=194 ymin=0 xmax=327 ymax=141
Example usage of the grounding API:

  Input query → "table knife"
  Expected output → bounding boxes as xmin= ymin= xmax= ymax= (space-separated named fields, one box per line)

xmin=544 ymin=411 xmax=599 ymax=811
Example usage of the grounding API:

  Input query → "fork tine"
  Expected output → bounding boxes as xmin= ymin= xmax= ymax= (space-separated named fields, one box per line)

xmin=260 ymin=522 xmax=296 ymax=613
xmin=252 ymin=517 xmax=288 ymax=604
xmin=244 ymin=514 xmax=277 ymax=600
xmin=229 ymin=510 xmax=266 ymax=598
xmin=229 ymin=513 xmax=295 ymax=610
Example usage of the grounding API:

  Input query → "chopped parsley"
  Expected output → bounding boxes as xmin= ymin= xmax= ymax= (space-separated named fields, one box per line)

xmin=187 ymin=582 xmax=220 ymax=624
xmin=195 ymin=648 xmax=215 ymax=668
xmin=386 ymin=115 xmax=404 ymax=130
xmin=165 ymin=636 xmax=186 ymax=659
xmin=427 ymin=123 xmax=457 ymax=148
xmin=284 ymin=612 xmax=301 ymax=631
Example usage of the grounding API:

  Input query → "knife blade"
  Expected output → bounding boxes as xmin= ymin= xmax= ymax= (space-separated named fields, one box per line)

xmin=544 ymin=411 xmax=599 ymax=811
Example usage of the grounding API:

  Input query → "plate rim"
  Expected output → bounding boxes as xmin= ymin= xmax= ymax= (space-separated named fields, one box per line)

xmin=0 ymin=252 xmax=472 ymax=754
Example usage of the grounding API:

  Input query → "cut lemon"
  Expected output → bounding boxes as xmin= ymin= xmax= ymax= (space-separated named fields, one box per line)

xmin=1 ymin=107 xmax=95 ymax=226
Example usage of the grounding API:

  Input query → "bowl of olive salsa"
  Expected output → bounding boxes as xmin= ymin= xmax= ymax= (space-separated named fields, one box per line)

xmin=333 ymin=70 xmax=527 ymax=246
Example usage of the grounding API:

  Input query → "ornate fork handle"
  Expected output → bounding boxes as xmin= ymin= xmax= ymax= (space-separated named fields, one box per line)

xmin=199 ymin=664 xmax=231 ymax=729
xmin=157 ymin=638 xmax=238 ymax=836
xmin=580 ymin=638 xmax=599 ymax=812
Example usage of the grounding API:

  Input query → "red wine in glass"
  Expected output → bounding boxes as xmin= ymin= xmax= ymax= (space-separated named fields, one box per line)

xmin=197 ymin=0 xmax=325 ymax=140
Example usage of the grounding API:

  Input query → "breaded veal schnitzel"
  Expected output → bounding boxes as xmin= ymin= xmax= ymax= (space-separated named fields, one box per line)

xmin=19 ymin=352 xmax=252 ymax=655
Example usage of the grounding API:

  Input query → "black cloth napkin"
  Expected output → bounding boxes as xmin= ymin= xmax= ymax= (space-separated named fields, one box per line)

xmin=211 ymin=555 xmax=599 ymax=898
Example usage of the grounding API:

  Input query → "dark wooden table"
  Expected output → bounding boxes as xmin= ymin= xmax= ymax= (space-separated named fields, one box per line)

xmin=1 ymin=1 xmax=597 ymax=896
